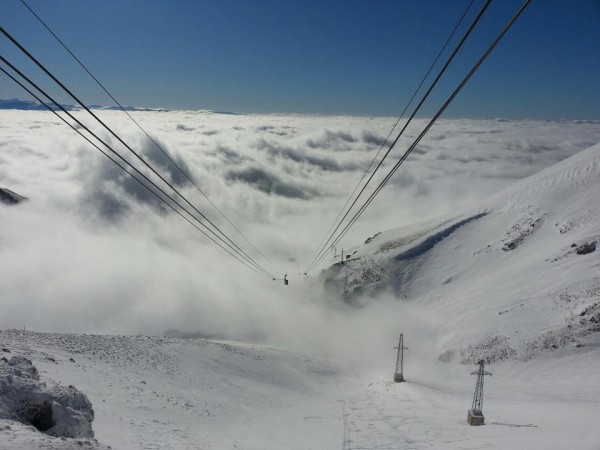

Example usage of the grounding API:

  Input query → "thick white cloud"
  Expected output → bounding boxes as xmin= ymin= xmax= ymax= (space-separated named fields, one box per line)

xmin=0 ymin=109 xmax=599 ymax=362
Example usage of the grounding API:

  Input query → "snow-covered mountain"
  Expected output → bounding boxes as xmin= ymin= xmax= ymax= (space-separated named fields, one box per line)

xmin=324 ymin=142 xmax=600 ymax=363
xmin=0 ymin=98 xmax=168 ymax=112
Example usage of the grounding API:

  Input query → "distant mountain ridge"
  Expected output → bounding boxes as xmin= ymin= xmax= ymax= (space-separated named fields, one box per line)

xmin=0 ymin=98 xmax=169 ymax=112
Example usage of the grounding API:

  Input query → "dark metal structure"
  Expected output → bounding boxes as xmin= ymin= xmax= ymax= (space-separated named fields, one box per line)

xmin=468 ymin=359 xmax=492 ymax=425
xmin=343 ymin=269 xmax=349 ymax=295
xmin=393 ymin=333 xmax=408 ymax=382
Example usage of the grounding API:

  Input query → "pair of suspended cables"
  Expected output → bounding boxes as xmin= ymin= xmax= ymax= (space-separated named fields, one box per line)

xmin=0 ymin=27 xmax=276 ymax=279
xmin=18 ymin=0 xmax=274 ymax=270
xmin=1 ymin=55 xmax=272 ymax=279
xmin=304 ymin=0 xmax=493 ymax=274
xmin=305 ymin=0 xmax=532 ymax=275
xmin=1 ymin=65 xmax=272 ymax=279
xmin=304 ymin=0 xmax=478 ymax=274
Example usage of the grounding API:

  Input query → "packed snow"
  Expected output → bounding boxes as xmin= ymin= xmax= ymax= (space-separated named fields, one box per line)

xmin=1 ymin=109 xmax=600 ymax=448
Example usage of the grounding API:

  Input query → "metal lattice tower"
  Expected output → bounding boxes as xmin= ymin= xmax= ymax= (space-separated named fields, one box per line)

xmin=393 ymin=333 xmax=408 ymax=383
xmin=470 ymin=360 xmax=492 ymax=413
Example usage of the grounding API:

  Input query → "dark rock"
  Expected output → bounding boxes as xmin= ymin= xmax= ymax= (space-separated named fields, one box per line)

xmin=28 ymin=401 xmax=56 ymax=432
xmin=364 ymin=232 xmax=381 ymax=244
xmin=502 ymin=242 xmax=517 ymax=251
xmin=0 ymin=187 xmax=28 ymax=205
xmin=1 ymin=348 xmax=10 ymax=353
xmin=576 ymin=242 xmax=596 ymax=255
xmin=0 ymin=356 xmax=95 ymax=438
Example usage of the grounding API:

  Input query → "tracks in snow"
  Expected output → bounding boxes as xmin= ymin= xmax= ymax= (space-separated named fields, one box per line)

xmin=334 ymin=371 xmax=420 ymax=450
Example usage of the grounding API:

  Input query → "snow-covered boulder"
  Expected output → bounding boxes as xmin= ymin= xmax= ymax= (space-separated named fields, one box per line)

xmin=0 ymin=356 xmax=94 ymax=439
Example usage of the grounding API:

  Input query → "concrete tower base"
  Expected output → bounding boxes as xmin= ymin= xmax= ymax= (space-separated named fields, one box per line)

xmin=467 ymin=409 xmax=485 ymax=426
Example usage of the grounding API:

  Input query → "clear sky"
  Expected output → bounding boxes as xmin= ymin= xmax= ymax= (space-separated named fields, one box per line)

xmin=1 ymin=0 xmax=599 ymax=119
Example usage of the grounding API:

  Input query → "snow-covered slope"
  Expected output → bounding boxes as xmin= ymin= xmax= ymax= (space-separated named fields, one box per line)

xmin=326 ymin=142 xmax=600 ymax=363
xmin=0 ymin=330 xmax=343 ymax=449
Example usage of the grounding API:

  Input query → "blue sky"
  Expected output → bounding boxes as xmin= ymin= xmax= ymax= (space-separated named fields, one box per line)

xmin=1 ymin=0 xmax=599 ymax=119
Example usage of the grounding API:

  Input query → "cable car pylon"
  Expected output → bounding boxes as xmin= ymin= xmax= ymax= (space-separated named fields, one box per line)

xmin=467 ymin=359 xmax=492 ymax=425
xmin=393 ymin=333 xmax=408 ymax=382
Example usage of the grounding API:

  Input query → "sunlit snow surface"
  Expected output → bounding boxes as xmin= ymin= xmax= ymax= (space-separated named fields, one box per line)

xmin=1 ymin=110 xmax=600 ymax=448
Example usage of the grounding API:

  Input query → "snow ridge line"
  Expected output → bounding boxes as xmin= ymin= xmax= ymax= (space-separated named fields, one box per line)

xmin=394 ymin=212 xmax=489 ymax=262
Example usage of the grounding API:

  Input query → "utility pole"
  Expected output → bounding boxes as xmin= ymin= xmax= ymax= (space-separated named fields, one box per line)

xmin=341 ymin=248 xmax=344 ymax=264
xmin=467 ymin=360 xmax=492 ymax=425
xmin=393 ymin=333 xmax=408 ymax=382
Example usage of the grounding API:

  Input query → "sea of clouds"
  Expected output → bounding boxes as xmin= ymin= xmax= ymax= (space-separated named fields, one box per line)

xmin=1 ymin=109 xmax=599 ymax=366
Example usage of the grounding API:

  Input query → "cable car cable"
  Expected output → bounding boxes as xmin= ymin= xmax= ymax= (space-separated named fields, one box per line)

xmin=303 ymin=0 xmax=476 ymax=272
xmin=0 ymin=65 xmax=273 ymax=279
xmin=306 ymin=0 xmax=533 ymax=274
xmin=18 ymin=0 xmax=276 ymax=273
xmin=0 ymin=58 xmax=274 ymax=279
xmin=0 ymin=28 xmax=274 ymax=278
xmin=304 ymin=0 xmax=493 ymax=274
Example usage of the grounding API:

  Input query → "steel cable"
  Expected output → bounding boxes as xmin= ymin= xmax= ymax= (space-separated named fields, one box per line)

xmin=0 ymin=27 xmax=275 ymax=279
xmin=304 ymin=0 xmax=477 ymax=273
xmin=307 ymin=0 xmax=533 ymax=274
xmin=19 ymin=0 xmax=276 ymax=273
xmin=305 ymin=0 xmax=493 ymax=274
xmin=0 ymin=59 xmax=274 ymax=279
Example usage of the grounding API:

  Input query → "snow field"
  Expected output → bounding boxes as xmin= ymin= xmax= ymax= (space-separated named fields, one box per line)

xmin=2 ymin=327 xmax=600 ymax=449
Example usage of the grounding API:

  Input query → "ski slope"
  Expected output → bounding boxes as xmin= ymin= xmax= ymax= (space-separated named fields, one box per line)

xmin=1 ymin=329 xmax=599 ymax=449
xmin=1 ymin=331 xmax=344 ymax=449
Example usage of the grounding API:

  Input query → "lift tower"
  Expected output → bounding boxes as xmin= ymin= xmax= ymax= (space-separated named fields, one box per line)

xmin=467 ymin=359 xmax=492 ymax=425
xmin=393 ymin=333 xmax=408 ymax=382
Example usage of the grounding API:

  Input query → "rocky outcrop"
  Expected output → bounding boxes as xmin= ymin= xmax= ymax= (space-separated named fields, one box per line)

xmin=0 ymin=356 xmax=94 ymax=438
xmin=0 ymin=188 xmax=27 ymax=206
xmin=576 ymin=242 xmax=596 ymax=255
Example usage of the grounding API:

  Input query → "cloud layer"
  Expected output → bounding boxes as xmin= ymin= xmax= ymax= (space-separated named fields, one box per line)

xmin=1 ymin=109 xmax=599 ymax=363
